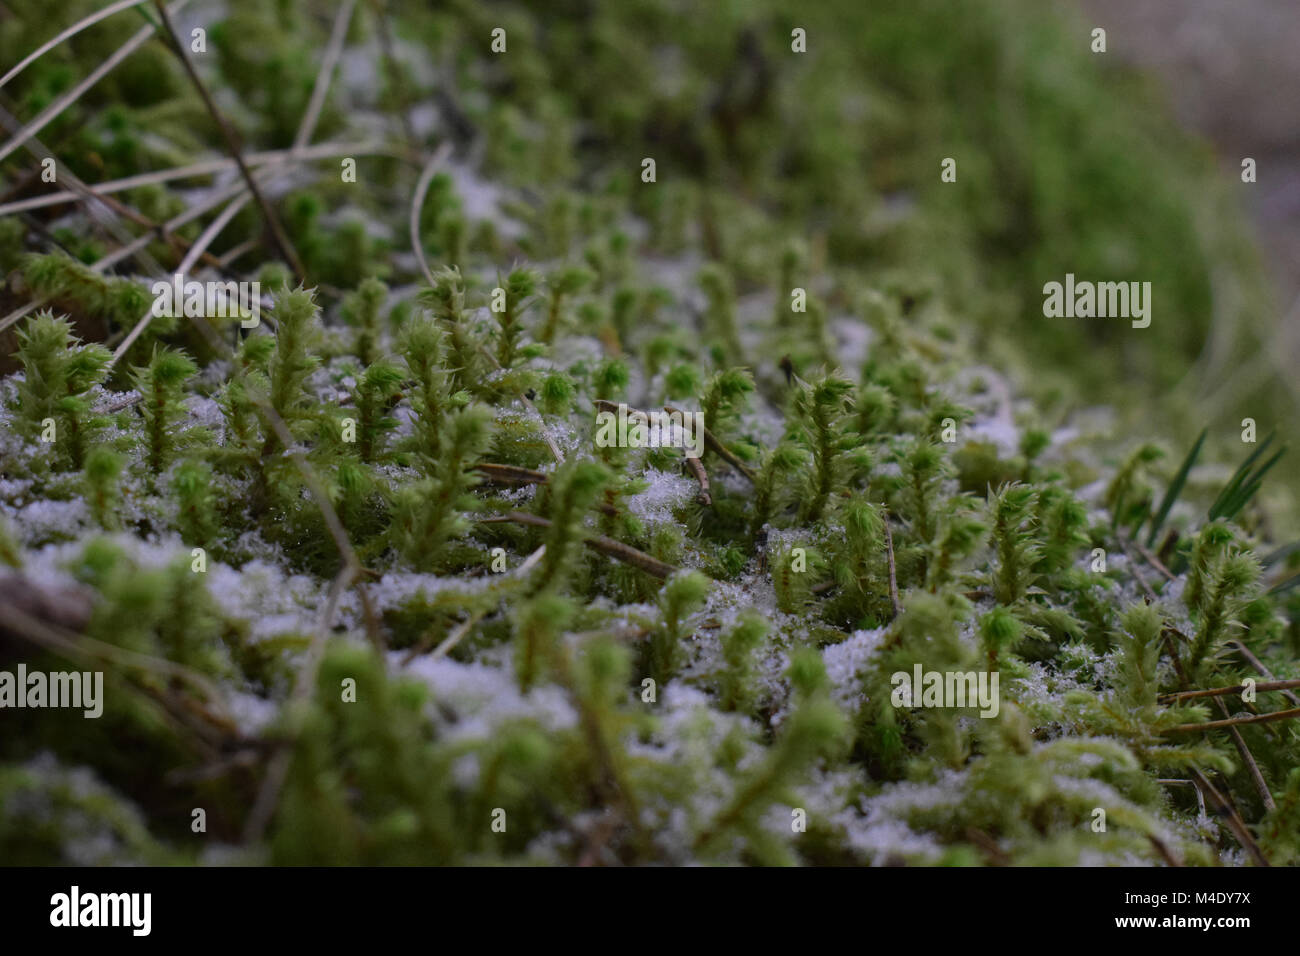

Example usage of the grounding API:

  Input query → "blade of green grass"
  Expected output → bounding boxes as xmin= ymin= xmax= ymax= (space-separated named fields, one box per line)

xmin=1147 ymin=427 xmax=1205 ymax=548
xmin=1209 ymin=432 xmax=1275 ymax=517
xmin=1208 ymin=432 xmax=1277 ymax=520
xmin=1213 ymin=446 xmax=1286 ymax=521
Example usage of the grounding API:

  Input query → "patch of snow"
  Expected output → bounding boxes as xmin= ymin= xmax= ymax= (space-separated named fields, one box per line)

xmin=822 ymin=627 xmax=888 ymax=711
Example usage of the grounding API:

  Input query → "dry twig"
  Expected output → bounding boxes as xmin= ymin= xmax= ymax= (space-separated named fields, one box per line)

xmin=479 ymin=511 xmax=680 ymax=579
xmin=151 ymin=0 xmax=307 ymax=282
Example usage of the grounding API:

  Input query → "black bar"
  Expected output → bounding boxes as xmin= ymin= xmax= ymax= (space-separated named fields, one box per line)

xmin=0 ymin=865 xmax=1273 ymax=942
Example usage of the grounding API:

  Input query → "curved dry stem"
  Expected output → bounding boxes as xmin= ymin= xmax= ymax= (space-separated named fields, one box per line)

xmin=149 ymin=0 xmax=306 ymax=283
xmin=408 ymin=143 xmax=454 ymax=288
xmin=0 ymin=141 xmax=397 ymax=218
xmin=0 ymin=0 xmax=194 ymax=165
xmin=0 ymin=0 xmax=153 ymax=91
xmin=293 ymin=0 xmax=358 ymax=153
xmin=5 ymin=601 xmax=230 ymax=718
xmin=109 ymin=191 xmax=252 ymax=368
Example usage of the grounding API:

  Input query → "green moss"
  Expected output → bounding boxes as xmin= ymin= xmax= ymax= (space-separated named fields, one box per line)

xmin=2 ymin=0 xmax=1297 ymax=868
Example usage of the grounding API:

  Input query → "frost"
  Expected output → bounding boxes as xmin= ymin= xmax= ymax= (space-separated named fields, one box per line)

xmin=625 ymin=468 xmax=695 ymax=525
xmin=399 ymin=654 xmax=577 ymax=743
xmin=204 ymin=559 xmax=325 ymax=641
xmin=361 ymin=569 xmax=495 ymax=614
xmin=843 ymin=771 xmax=968 ymax=864
xmin=9 ymin=498 xmax=88 ymax=544
xmin=822 ymin=627 xmax=888 ymax=711
xmin=184 ymin=394 xmax=225 ymax=440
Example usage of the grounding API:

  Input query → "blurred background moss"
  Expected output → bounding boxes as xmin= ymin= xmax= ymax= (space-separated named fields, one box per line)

xmin=267 ymin=0 xmax=1295 ymax=521
xmin=442 ymin=0 xmax=1297 ymax=520
xmin=3 ymin=0 xmax=1291 ymax=435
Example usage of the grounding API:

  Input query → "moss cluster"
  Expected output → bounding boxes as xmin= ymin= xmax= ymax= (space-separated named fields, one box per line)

xmin=1 ymin=0 xmax=1298 ymax=865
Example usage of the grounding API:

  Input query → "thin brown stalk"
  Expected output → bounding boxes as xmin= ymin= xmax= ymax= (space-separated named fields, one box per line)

xmin=1160 ymin=678 xmax=1300 ymax=703
xmin=292 ymin=0 xmax=357 ymax=153
xmin=0 ymin=165 xmax=42 ymax=206
xmin=83 ymin=187 xmax=228 ymax=271
xmin=0 ymin=141 xmax=396 ymax=218
xmin=88 ymin=179 xmax=251 ymax=275
xmin=664 ymin=404 xmax=756 ymax=482
xmin=595 ymin=398 xmax=637 ymax=417
xmin=1214 ymin=695 xmax=1276 ymax=812
xmin=884 ymin=514 xmax=903 ymax=618
xmin=1189 ymin=766 xmax=1269 ymax=866
xmin=0 ymin=101 xmax=170 ymax=277
xmin=216 ymin=237 xmax=260 ymax=268
xmin=1147 ymin=834 xmax=1183 ymax=867
xmin=409 ymin=143 xmax=455 ymax=288
xmin=98 ymin=392 xmax=142 ymax=414
xmin=151 ymin=0 xmax=307 ymax=282
xmin=685 ymin=454 xmax=711 ymax=506
xmin=474 ymin=463 xmax=619 ymax=515
xmin=1133 ymin=539 xmax=1176 ymax=582
xmin=1228 ymin=639 xmax=1300 ymax=706
xmin=1119 ymin=536 xmax=1158 ymax=602
xmin=1165 ymin=706 xmax=1300 ymax=733
xmin=109 ymin=192 xmax=252 ymax=368
xmin=0 ymin=1 xmax=194 ymax=164
xmin=1160 ymin=628 xmax=1193 ymax=688
xmin=5 ymin=601 xmax=228 ymax=716
xmin=474 ymin=462 xmax=550 ymax=486
xmin=0 ymin=298 xmax=44 ymax=336
xmin=0 ymin=0 xmax=152 ymax=90
xmin=479 ymin=511 xmax=680 ymax=579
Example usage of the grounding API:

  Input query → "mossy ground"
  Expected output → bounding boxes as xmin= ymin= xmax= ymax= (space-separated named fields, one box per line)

xmin=0 ymin=0 xmax=1298 ymax=865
